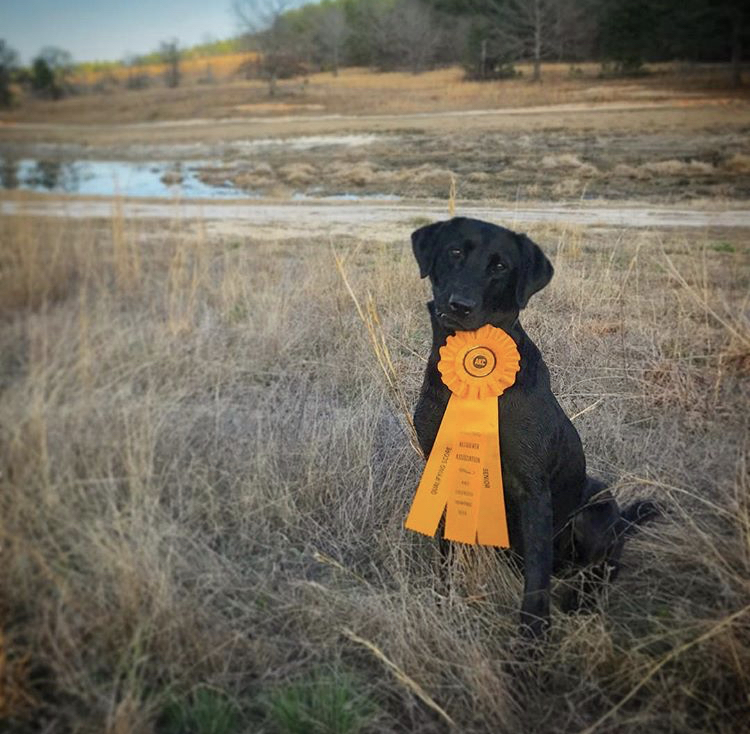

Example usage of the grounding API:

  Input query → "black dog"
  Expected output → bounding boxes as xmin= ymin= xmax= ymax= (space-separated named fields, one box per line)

xmin=411 ymin=217 xmax=653 ymax=637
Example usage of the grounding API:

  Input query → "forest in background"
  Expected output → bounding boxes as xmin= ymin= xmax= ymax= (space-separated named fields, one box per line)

xmin=0 ymin=0 xmax=746 ymax=106
xmin=246 ymin=0 xmax=746 ymax=82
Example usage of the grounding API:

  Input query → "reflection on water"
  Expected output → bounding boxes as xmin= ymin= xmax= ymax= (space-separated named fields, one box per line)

xmin=0 ymin=157 xmax=404 ymax=202
xmin=24 ymin=160 xmax=81 ymax=191
xmin=0 ymin=158 xmax=246 ymax=199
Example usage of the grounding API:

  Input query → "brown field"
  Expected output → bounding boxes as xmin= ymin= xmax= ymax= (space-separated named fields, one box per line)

xmin=1 ymin=62 xmax=749 ymax=733
xmin=72 ymin=52 xmax=260 ymax=88
xmin=4 ymin=63 xmax=748 ymax=125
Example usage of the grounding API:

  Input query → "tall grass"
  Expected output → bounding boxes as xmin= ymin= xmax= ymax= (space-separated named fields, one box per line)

xmin=0 ymin=208 xmax=748 ymax=732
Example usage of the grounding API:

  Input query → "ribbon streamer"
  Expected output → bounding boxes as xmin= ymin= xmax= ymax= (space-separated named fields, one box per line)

xmin=406 ymin=325 xmax=520 ymax=547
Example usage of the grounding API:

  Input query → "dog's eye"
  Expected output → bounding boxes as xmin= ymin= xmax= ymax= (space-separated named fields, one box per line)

xmin=449 ymin=248 xmax=462 ymax=259
xmin=489 ymin=259 xmax=507 ymax=273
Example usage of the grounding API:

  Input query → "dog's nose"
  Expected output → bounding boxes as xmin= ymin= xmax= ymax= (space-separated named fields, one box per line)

xmin=448 ymin=295 xmax=477 ymax=317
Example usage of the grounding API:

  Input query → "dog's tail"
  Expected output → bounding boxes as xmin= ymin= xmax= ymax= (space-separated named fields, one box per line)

xmin=618 ymin=500 xmax=661 ymax=537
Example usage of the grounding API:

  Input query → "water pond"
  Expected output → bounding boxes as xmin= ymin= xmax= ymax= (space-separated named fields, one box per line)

xmin=0 ymin=157 xmax=403 ymax=201
xmin=0 ymin=158 xmax=246 ymax=199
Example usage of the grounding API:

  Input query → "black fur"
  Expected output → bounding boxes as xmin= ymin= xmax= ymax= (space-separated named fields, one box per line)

xmin=411 ymin=217 xmax=653 ymax=638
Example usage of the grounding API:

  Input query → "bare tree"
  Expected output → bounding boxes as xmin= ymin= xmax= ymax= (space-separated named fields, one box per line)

xmin=550 ymin=0 xmax=593 ymax=61
xmin=314 ymin=5 xmax=348 ymax=76
xmin=468 ymin=0 xmax=562 ymax=81
xmin=374 ymin=0 xmax=443 ymax=73
xmin=122 ymin=53 xmax=148 ymax=90
xmin=235 ymin=0 xmax=301 ymax=96
xmin=500 ymin=0 xmax=557 ymax=81
xmin=159 ymin=39 xmax=180 ymax=88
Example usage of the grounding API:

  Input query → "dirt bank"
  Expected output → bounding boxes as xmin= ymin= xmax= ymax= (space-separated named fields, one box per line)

xmin=3 ymin=196 xmax=749 ymax=241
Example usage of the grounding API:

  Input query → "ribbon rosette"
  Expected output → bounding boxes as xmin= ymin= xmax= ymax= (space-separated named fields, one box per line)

xmin=406 ymin=325 xmax=520 ymax=547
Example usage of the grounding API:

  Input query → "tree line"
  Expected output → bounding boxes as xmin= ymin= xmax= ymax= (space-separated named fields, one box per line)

xmin=0 ymin=42 xmax=75 ymax=105
xmin=239 ymin=0 xmax=745 ymax=86
xmin=0 ymin=0 xmax=745 ymax=107
xmin=0 ymin=38 xmax=196 ymax=105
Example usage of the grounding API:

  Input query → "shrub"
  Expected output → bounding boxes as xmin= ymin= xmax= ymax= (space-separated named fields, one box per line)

xmin=161 ymin=687 xmax=240 ymax=734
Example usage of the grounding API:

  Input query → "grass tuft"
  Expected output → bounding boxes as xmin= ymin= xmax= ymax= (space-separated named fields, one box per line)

xmin=160 ymin=687 xmax=240 ymax=734
xmin=264 ymin=670 xmax=375 ymax=734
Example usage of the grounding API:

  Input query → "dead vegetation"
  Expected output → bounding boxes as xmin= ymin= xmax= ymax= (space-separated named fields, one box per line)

xmin=3 ymin=63 xmax=749 ymax=126
xmin=192 ymin=131 xmax=750 ymax=202
xmin=0 ymin=206 xmax=748 ymax=733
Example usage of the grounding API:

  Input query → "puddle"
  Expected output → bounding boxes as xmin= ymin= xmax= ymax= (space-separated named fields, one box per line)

xmin=0 ymin=157 xmax=407 ymax=201
xmin=0 ymin=158 xmax=249 ymax=198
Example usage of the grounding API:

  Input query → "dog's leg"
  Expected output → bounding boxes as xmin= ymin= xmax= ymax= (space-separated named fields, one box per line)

xmin=564 ymin=496 xmax=660 ymax=612
xmin=561 ymin=482 xmax=624 ymax=612
xmin=518 ymin=487 xmax=553 ymax=638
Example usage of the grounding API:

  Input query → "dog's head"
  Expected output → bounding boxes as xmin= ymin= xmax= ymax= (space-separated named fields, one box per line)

xmin=411 ymin=217 xmax=553 ymax=331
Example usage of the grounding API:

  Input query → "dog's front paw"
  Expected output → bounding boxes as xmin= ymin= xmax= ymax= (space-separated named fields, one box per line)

xmin=506 ymin=618 xmax=549 ymax=666
xmin=519 ymin=612 xmax=550 ymax=641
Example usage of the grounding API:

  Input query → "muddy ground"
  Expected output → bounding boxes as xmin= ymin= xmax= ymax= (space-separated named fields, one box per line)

xmin=2 ymin=67 xmax=750 ymax=212
xmin=3 ymin=104 xmax=750 ymax=203
xmin=191 ymin=123 xmax=750 ymax=201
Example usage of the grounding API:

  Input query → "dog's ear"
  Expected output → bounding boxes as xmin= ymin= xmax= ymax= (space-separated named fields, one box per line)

xmin=514 ymin=233 xmax=553 ymax=309
xmin=411 ymin=221 xmax=444 ymax=278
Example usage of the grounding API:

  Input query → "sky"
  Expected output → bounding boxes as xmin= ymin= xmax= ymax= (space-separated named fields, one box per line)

xmin=2 ymin=0 xmax=314 ymax=64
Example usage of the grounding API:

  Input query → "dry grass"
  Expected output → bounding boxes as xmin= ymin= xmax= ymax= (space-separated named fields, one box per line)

xmin=72 ymin=53 xmax=260 ymax=87
xmin=0 ymin=208 xmax=748 ymax=732
xmin=202 ymin=136 xmax=750 ymax=202
xmin=4 ymin=62 xmax=748 ymax=126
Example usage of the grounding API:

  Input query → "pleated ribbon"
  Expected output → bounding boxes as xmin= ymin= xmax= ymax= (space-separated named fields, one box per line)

xmin=406 ymin=325 xmax=520 ymax=547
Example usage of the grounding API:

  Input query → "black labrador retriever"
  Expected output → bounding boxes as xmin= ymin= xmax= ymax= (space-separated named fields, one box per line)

xmin=411 ymin=216 xmax=653 ymax=637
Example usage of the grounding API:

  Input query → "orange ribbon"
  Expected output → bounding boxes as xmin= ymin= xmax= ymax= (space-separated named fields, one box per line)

xmin=406 ymin=325 xmax=520 ymax=547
